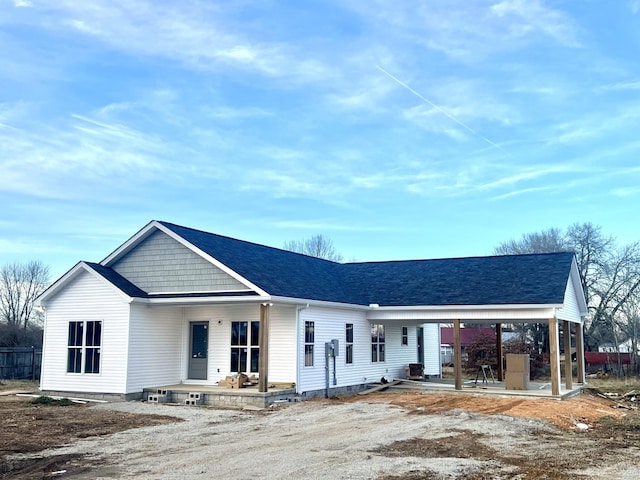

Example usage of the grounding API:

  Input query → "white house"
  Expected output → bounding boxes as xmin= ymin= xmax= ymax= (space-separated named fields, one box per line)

xmin=36 ymin=220 xmax=588 ymax=404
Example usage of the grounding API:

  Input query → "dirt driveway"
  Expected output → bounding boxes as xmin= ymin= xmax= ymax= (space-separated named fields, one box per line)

xmin=2 ymin=385 xmax=640 ymax=479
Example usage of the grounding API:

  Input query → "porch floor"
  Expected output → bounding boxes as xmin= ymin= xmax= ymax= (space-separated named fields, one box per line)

xmin=387 ymin=378 xmax=585 ymax=399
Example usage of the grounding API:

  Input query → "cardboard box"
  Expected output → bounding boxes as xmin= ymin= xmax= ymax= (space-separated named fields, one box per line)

xmin=505 ymin=371 xmax=530 ymax=390
xmin=227 ymin=373 xmax=249 ymax=389
xmin=506 ymin=354 xmax=530 ymax=374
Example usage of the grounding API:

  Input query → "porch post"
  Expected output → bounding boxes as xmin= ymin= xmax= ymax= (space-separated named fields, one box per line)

xmin=563 ymin=321 xmax=573 ymax=390
xmin=496 ymin=323 xmax=503 ymax=381
xmin=548 ymin=317 xmax=561 ymax=396
xmin=453 ymin=319 xmax=462 ymax=390
xmin=576 ymin=321 xmax=586 ymax=383
xmin=258 ymin=303 xmax=270 ymax=393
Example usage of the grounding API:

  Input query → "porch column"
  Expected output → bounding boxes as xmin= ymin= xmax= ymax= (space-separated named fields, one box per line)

xmin=496 ymin=323 xmax=503 ymax=381
xmin=258 ymin=303 xmax=270 ymax=393
xmin=548 ymin=317 xmax=561 ymax=396
xmin=576 ymin=321 xmax=586 ymax=383
xmin=453 ymin=319 xmax=462 ymax=390
xmin=563 ymin=321 xmax=573 ymax=390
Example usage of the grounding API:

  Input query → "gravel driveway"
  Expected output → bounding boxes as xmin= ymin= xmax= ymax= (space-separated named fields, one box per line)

xmin=14 ymin=398 xmax=634 ymax=480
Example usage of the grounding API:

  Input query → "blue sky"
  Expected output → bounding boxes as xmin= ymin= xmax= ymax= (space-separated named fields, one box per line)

xmin=2 ymin=0 xmax=640 ymax=280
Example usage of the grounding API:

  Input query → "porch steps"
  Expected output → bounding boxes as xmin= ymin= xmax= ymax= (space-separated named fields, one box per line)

xmin=184 ymin=392 xmax=203 ymax=406
xmin=148 ymin=389 xmax=170 ymax=403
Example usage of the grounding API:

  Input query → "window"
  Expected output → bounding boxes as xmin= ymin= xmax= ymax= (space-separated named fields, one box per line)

xmin=401 ymin=326 xmax=409 ymax=346
xmin=371 ymin=324 xmax=385 ymax=362
xmin=67 ymin=321 xmax=102 ymax=374
xmin=304 ymin=321 xmax=314 ymax=366
xmin=231 ymin=321 xmax=260 ymax=373
xmin=345 ymin=323 xmax=354 ymax=364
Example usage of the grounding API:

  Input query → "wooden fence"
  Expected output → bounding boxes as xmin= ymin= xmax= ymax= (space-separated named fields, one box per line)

xmin=0 ymin=347 xmax=42 ymax=380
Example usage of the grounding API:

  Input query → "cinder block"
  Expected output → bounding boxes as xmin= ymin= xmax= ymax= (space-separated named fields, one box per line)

xmin=156 ymin=389 xmax=168 ymax=396
xmin=148 ymin=394 xmax=167 ymax=403
xmin=189 ymin=392 xmax=201 ymax=400
xmin=184 ymin=399 xmax=198 ymax=406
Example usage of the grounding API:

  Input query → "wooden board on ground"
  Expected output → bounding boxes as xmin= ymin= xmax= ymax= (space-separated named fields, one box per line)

xmin=358 ymin=380 xmax=402 ymax=395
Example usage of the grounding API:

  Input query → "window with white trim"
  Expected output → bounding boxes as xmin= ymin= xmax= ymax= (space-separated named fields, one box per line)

xmin=371 ymin=324 xmax=385 ymax=362
xmin=67 ymin=321 xmax=102 ymax=374
xmin=401 ymin=326 xmax=409 ymax=346
xmin=345 ymin=323 xmax=354 ymax=364
xmin=230 ymin=321 xmax=260 ymax=373
xmin=304 ymin=321 xmax=314 ymax=366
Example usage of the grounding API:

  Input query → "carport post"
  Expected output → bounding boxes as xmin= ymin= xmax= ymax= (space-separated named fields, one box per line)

xmin=548 ymin=317 xmax=561 ymax=396
xmin=563 ymin=321 xmax=573 ymax=390
xmin=496 ymin=323 xmax=503 ymax=381
xmin=258 ymin=303 xmax=270 ymax=393
xmin=576 ymin=322 xmax=585 ymax=384
xmin=453 ymin=319 xmax=462 ymax=390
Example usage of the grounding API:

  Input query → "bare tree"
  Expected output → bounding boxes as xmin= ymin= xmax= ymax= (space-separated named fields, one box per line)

xmin=0 ymin=261 xmax=50 ymax=329
xmin=494 ymin=227 xmax=566 ymax=255
xmin=283 ymin=235 xmax=343 ymax=262
xmin=496 ymin=224 xmax=640 ymax=357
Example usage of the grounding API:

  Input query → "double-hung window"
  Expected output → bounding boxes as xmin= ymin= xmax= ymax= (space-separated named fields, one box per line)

xmin=67 ymin=320 xmax=102 ymax=374
xmin=304 ymin=321 xmax=314 ymax=366
xmin=371 ymin=324 xmax=385 ymax=362
xmin=401 ymin=326 xmax=409 ymax=346
xmin=345 ymin=323 xmax=354 ymax=364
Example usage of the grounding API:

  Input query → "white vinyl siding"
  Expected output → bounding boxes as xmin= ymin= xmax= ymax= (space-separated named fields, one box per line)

xmin=126 ymin=304 xmax=182 ymax=392
xmin=296 ymin=307 xmax=418 ymax=394
xmin=556 ymin=278 xmax=582 ymax=323
xmin=111 ymin=229 xmax=249 ymax=293
xmin=178 ymin=304 xmax=296 ymax=385
xmin=40 ymin=270 xmax=130 ymax=394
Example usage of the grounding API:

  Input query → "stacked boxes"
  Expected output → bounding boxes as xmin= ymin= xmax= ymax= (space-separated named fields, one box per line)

xmin=227 ymin=373 xmax=249 ymax=389
xmin=505 ymin=354 xmax=530 ymax=390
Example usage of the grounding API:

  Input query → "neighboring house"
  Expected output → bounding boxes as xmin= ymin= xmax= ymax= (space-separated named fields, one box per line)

xmin=36 ymin=220 xmax=588 ymax=401
xmin=585 ymin=351 xmax=631 ymax=375
xmin=440 ymin=326 xmax=495 ymax=364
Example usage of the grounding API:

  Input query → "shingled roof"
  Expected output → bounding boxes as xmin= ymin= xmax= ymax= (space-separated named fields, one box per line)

xmin=156 ymin=221 xmax=575 ymax=307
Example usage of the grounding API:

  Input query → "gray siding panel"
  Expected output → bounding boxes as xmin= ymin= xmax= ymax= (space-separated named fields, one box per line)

xmin=112 ymin=230 xmax=249 ymax=293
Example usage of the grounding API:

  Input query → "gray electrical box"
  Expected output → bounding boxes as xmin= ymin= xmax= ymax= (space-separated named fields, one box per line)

xmin=325 ymin=339 xmax=339 ymax=357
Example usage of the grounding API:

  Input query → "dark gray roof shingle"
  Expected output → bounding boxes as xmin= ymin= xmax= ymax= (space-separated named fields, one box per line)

xmin=158 ymin=221 xmax=574 ymax=307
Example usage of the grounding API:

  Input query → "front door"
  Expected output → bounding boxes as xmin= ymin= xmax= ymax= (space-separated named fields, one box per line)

xmin=188 ymin=322 xmax=208 ymax=380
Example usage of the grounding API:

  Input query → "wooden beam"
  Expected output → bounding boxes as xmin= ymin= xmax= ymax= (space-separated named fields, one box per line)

xmin=563 ymin=321 xmax=573 ymax=390
xmin=453 ymin=319 xmax=462 ymax=390
xmin=496 ymin=323 xmax=503 ymax=382
xmin=258 ymin=304 xmax=270 ymax=393
xmin=576 ymin=322 xmax=585 ymax=384
xmin=548 ymin=317 xmax=560 ymax=396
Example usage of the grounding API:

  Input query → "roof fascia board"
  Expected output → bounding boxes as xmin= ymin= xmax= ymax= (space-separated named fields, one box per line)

xmin=132 ymin=295 xmax=272 ymax=306
xmin=367 ymin=306 xmax=566 ymax=322
xmin=37 ymin=262 xmax=132 ymax=306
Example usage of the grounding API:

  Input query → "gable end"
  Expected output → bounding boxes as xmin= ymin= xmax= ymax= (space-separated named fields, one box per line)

xmin=110 ymin=229 xmax=250 ymax=293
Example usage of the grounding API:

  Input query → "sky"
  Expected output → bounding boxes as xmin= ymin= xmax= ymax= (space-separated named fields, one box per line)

xmin=1 ymin=0 xmax=640 ymax=281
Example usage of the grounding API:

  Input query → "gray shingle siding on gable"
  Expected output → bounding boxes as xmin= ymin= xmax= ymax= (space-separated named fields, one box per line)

xmin=111 ymin=229 xmax=248 ymax=293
